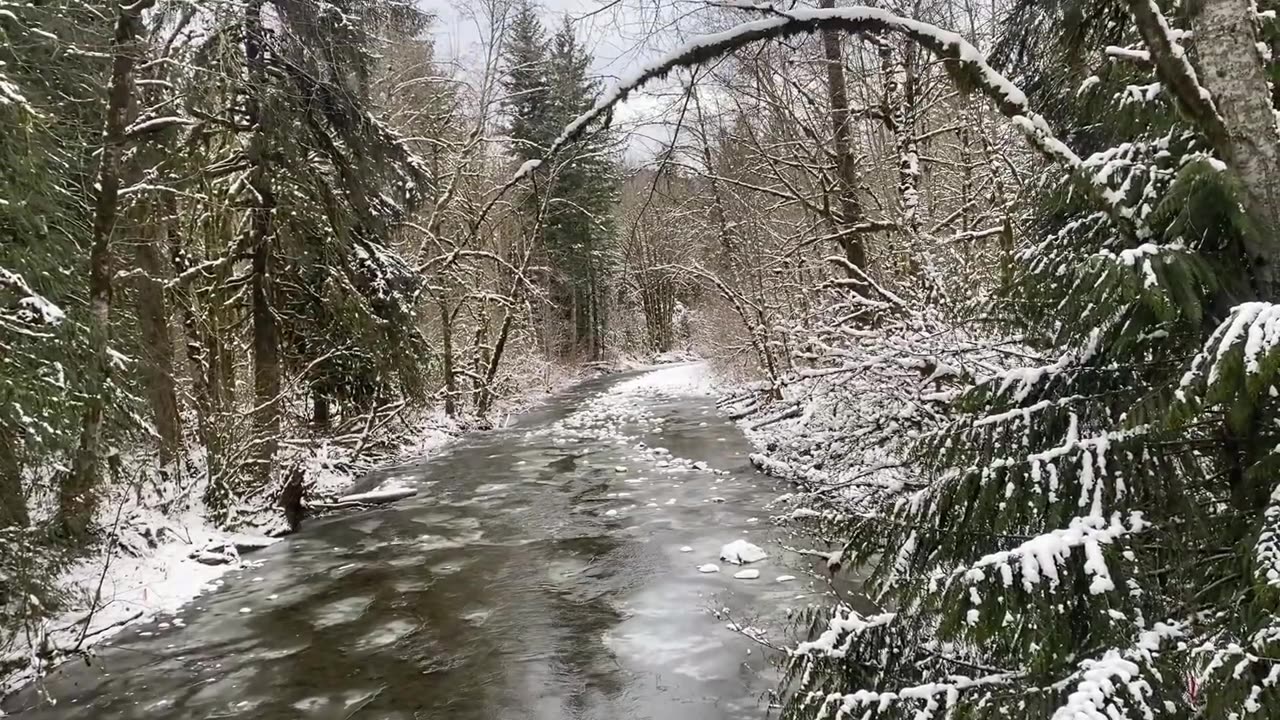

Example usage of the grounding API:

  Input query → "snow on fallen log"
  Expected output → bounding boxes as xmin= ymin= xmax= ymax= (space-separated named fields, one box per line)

xmin=334 ymin=487 xmax=417 ymax=505
xmin=309 ymin=486 xmax=419 ymax=512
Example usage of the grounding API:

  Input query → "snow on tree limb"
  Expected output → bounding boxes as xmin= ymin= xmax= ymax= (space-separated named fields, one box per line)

xmin=818 ymin=667 xmax=1022 ymax=718
xmin=951 ymin=513 xmax=1149 ymax=595
xmin=792 ymin=607 xmax=896 ymax=658
xmin=1176 ymin=301 xmax=1280 ymax=398
xmin=1126 ymin=0 xmax=1231 ymax=156
xmin=1048 ymin=623 xmax=1182 ymax=720
xmin=1 ymin=266 xmax=65 ymax=327
xmin=497 ymin=4 xmax=1136 ymax=235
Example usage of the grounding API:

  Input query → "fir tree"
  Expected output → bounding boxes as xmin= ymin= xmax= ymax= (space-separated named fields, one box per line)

xmin=542 ymin=16 xmax=618 ymax=359
xmin=499 ymin=7 xmax=619 ymax=359
xmin=501 ymin=0 xmax=552 ymax=162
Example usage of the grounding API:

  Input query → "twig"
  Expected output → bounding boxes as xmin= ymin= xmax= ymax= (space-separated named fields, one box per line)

xmin=74 ymin=487 xmax=131 ymax=651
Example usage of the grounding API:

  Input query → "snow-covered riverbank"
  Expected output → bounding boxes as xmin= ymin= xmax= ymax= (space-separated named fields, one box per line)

xmin=0 ymin=415 xmax=460 ymax=701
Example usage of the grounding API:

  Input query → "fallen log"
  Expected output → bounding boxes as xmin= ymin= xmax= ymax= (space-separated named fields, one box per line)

xmin=309 ymin=486 xmax=418 ymax=512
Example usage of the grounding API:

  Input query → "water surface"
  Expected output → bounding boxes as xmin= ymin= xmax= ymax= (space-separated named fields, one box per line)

xmin=5 ymin=367 xmax=822 ymax=719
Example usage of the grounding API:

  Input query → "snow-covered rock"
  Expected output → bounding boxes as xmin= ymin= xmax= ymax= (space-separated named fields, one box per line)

xmin=189 ymin=540 xmax=240 ymax=566
xmin=225 ymin=532 xmax=279 ymax=555
xmin=719 ymin=539 xmax=767 ymax=565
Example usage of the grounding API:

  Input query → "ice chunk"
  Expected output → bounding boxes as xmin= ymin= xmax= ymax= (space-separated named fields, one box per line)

xmin=720 ymin=539 xmax=767 ymax=565
xmin=698 ymin=564 xmax=720 ymax=573
xmin=733 ymin=569 xmax=760 ymax=580
xmin=679 ymin=546 xmax=693 ymax=552
xmin=775 ymin=575 xmax=797 ymax=583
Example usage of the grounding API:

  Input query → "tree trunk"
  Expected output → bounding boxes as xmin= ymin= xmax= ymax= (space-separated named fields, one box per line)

xmin=216 ymin=315 xmax=236 ymax=405
xmin=133 ymin=235 xmax=183 ymax=475
xmin=245 ymin=0 xmax=280 ymax=484
xmin=693 ymin=89 xmax=733 ymax=254
xmin=439 ymin=300 xmax=458 ymax=417
xmin=640 ymin=269 xmax=674 ymax=354
xmin=880 ymin=44 xmax=921 ymax=234
xmin=61 ymin=0 xmax=154 ymax=541
xmin=476 ymin=252 xmax=531 ymax=417
xmin=170 ymin=217 xmax=229 ymax=518
xmin=470 ymin=307 xmax=490 ymax=397
xmin=312 ymin=387 xmax=331 ymax=427
xmin=1189 ymin=0 xmax=1280 ymax=299
xmin=476 ymin=308 xmax=516 ymax=417
xmin=0 ymin=424 xmax=28 ymax=528
xmin=587 ymin=260 xmax=606 ymax=361
xmin=819 ymin=0 xmax=870 ymax=295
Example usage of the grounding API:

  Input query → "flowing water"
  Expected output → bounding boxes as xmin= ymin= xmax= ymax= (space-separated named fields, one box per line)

xmin=4 ymin=366 xmax=824 ymax=719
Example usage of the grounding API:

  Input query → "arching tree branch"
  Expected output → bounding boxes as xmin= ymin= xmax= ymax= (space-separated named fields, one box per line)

xmin=486 ymin=4 xmax=1136 ymax=237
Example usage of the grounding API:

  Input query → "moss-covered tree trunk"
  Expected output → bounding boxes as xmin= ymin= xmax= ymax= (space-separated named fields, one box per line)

xmin=0 ymin=425 xmax=27 ymax=528
xmin=61 ymin=0 xmax=154 ymax=541
xmin=133 ymin=233 xmax=183 ymax=474
xmin=245 ymin=0 xmax=280 ymax=485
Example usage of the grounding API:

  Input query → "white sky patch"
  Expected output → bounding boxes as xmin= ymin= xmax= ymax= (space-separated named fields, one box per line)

xmin=423 ymin=0 xmax=691 ymax=163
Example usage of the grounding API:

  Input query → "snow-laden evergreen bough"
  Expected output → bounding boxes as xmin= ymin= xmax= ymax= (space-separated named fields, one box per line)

xmin=517 ymin=1 xmax=1280 ymax=718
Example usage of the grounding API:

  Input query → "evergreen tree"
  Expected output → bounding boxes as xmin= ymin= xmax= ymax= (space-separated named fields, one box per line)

xmin=1 ymin=0 xmax=106 ymax=533
xmin=502 ymin=10 xmax=619 ymax=359
xmin=501 ymin=0 xmax=552 ymax=162
xmin=780 ymin=2 xmax=1280 ymax=718
xmin=543 ymin=16 xmax=618 ymax=360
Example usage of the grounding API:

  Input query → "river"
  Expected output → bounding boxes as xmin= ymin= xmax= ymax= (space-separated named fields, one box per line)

xmin=4 ymin=364 xmax=821 ymax=719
